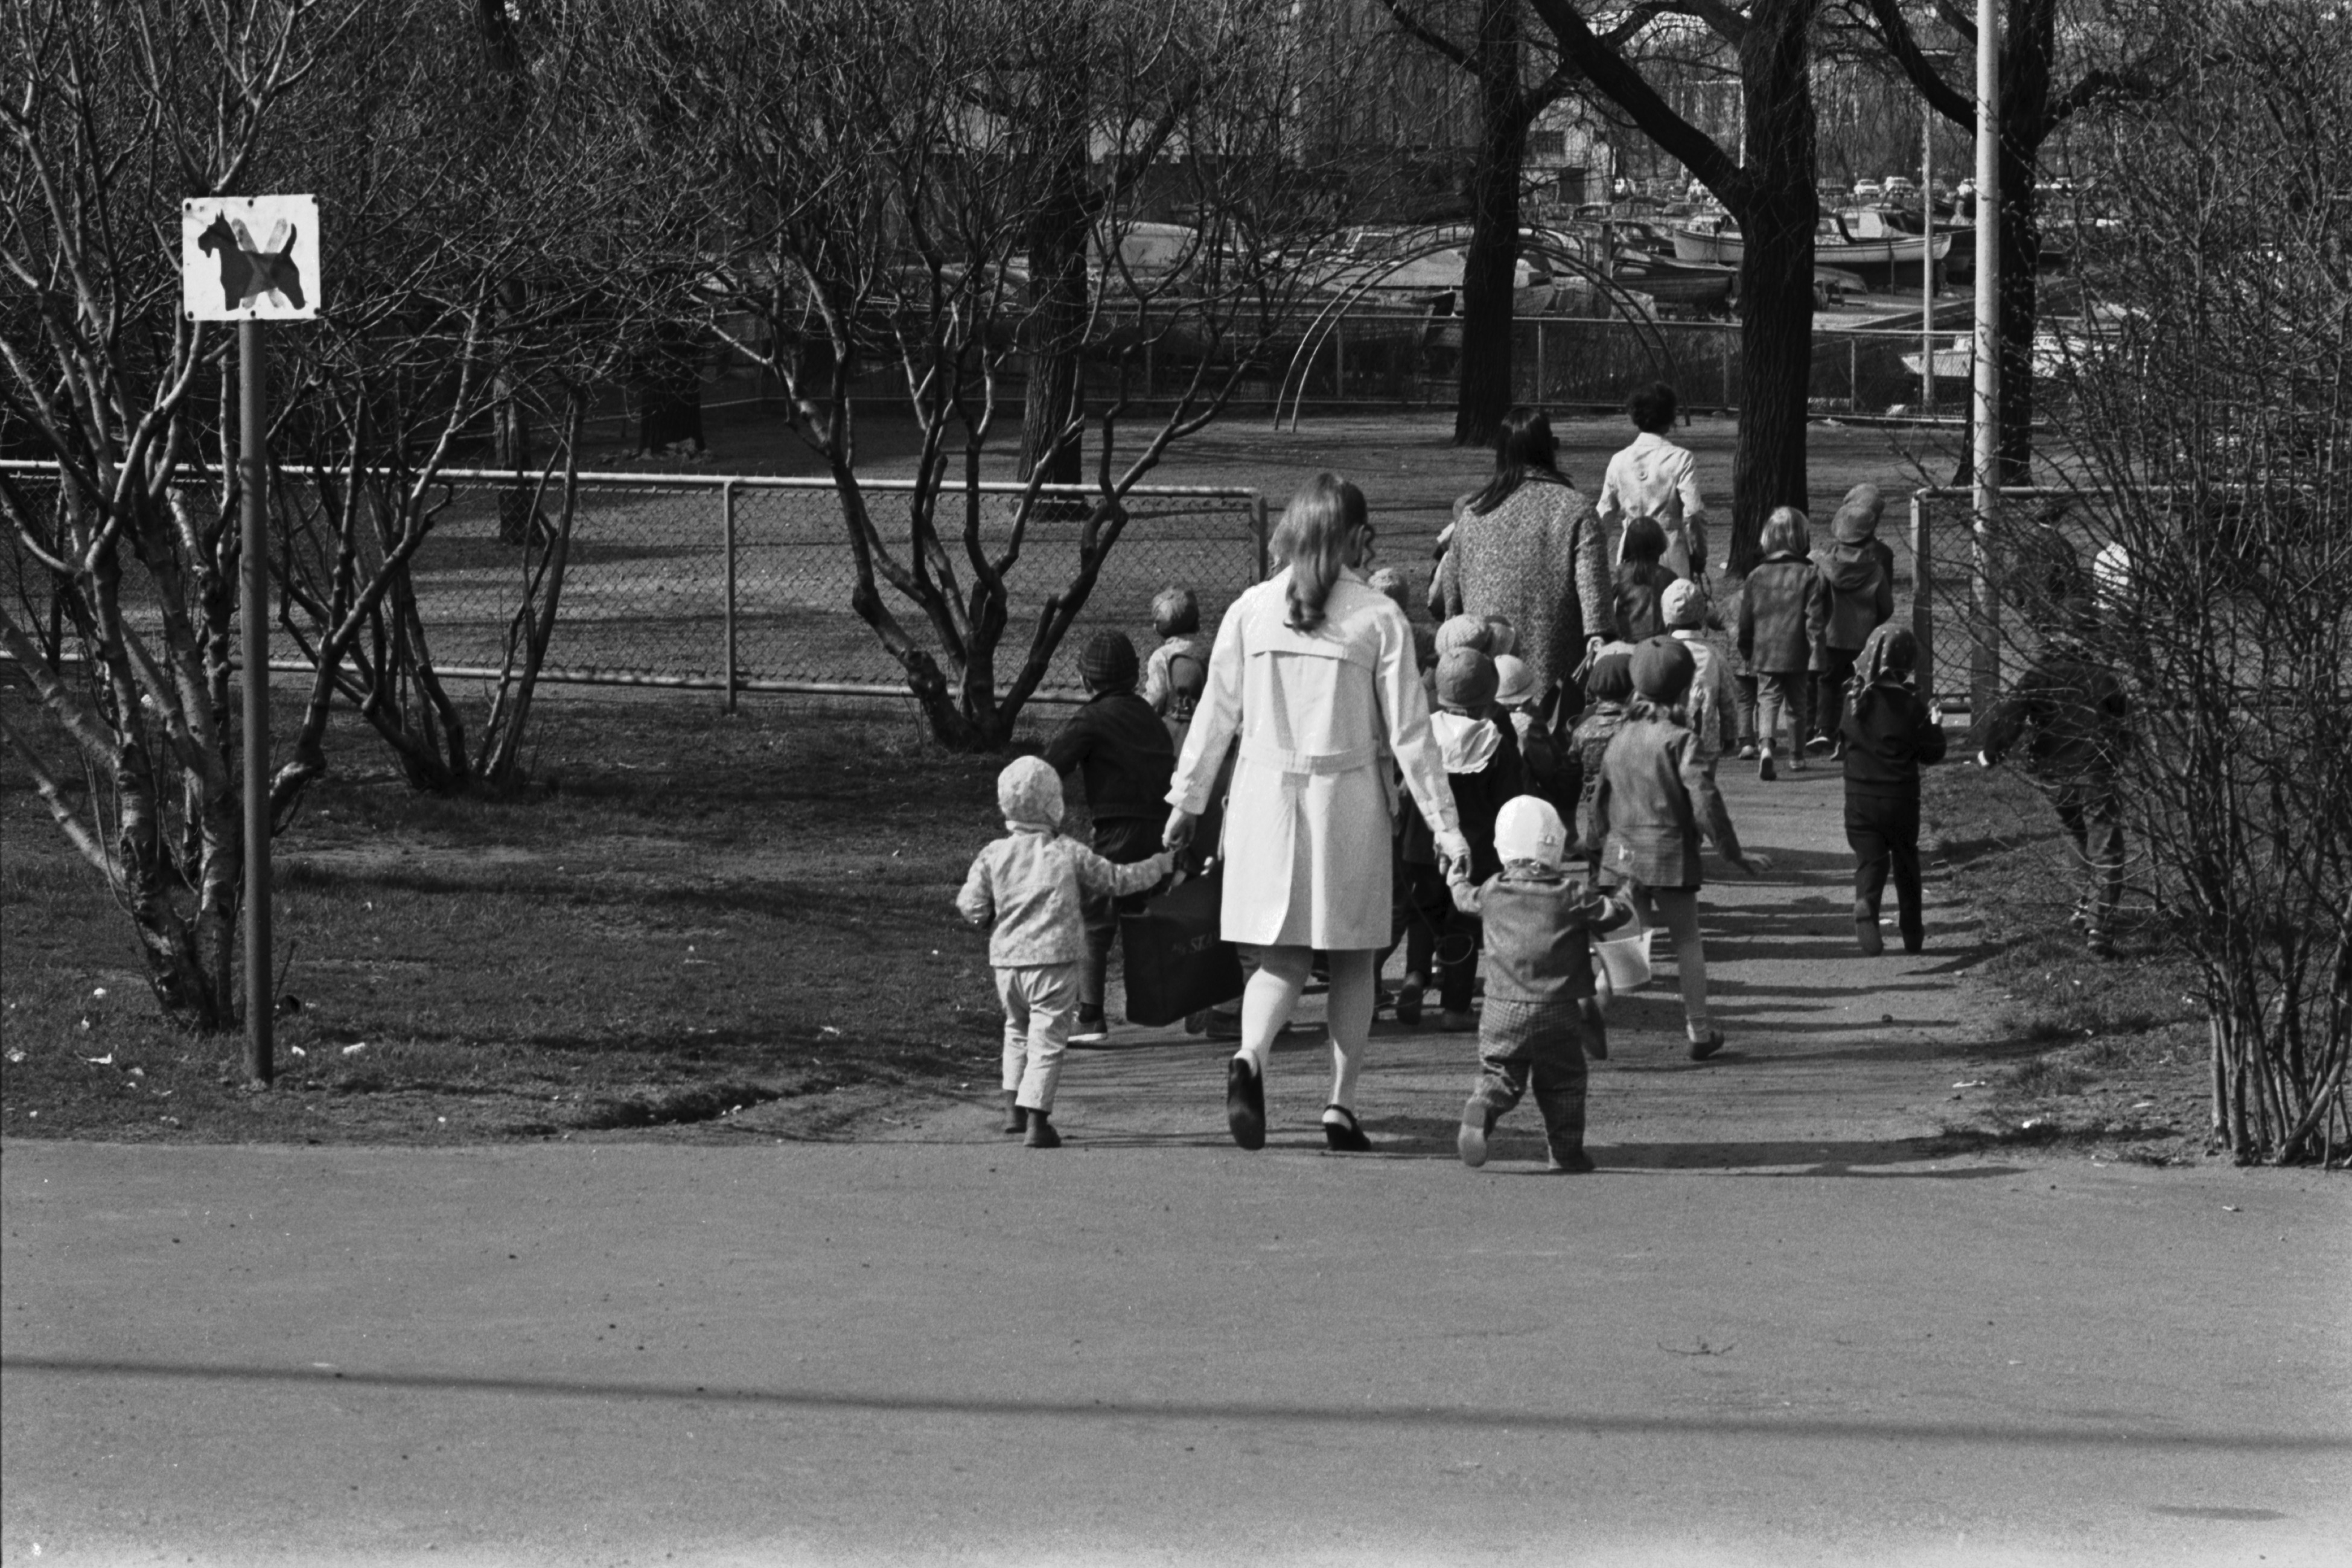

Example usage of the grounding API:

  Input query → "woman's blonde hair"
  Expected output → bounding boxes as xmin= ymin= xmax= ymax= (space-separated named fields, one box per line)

xmin=1270 ymin=471 xmax=1367 ymax=633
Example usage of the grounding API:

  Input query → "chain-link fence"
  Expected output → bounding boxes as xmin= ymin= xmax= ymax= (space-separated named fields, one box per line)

xmin=1 ymin=462 xmax=1267 ymax=705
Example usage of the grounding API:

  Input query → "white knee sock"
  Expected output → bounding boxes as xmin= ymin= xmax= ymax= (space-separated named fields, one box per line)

xmin=1236 ymin=955 xmax=1307 ymax=1075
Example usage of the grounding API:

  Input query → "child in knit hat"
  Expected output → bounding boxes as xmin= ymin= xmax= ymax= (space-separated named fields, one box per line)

xmin=1448 ymin=796 xmax=1636 ymax=1171
xmin=1738 ymin=506 xmax=1824 ymax=779
xmin=1495 ymin=652 xmax=1569 ymax=820
xmin=1139 ymin=585 xmax=1209 ymax=742
xmin=957 ymin=758 xmax=1175 ymax=1147
xmin=1398 ymin=648 xmax=1523 ymax=1030
xmin=1839 ymin=624 xmax=1947 ymax=955
xmin=1808 ymin=483 xmax=1896 ymax=757
xmin=1044 ymin=629 xmax=1176 ymax=1042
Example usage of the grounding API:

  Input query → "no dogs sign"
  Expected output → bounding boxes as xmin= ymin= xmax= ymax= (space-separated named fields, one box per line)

xmin=181 ymin=194 xmax=320 ymax=321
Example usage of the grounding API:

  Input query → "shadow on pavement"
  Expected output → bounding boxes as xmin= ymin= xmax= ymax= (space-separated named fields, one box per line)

xmin=8 ymin=1356 xmax=2344 ymax=1455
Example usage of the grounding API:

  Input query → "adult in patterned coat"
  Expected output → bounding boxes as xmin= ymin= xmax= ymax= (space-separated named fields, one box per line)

xmin=1434 ymin=408 xmax=1613 ymax=713
xmin=1164 ymin=473 xmax=1469 ymax=1153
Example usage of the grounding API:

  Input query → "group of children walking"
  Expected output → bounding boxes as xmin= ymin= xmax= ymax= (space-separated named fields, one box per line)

xmin=958 ymin=392 xmax=1955 ymax=1167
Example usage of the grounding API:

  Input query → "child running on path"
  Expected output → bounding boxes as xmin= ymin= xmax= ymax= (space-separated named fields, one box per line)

xmin=1450 ymin=796 xmax=1635 ymax=1173
xmin=957 ymin=758 xmax=1174 ymax=1147
xmin=1840 ymin=625 xmax=1947 ymax=955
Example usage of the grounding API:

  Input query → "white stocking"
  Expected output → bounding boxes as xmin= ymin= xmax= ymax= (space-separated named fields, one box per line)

xmin=1236 ymin=945 xmax=1311 ymax=1076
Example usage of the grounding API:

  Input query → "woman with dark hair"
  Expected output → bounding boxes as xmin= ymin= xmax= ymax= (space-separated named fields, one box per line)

xmin=1433 ymin=407 xmax=1612 ymax=712
xmin=1165 ymin=473 xmax=1470 ymax=1152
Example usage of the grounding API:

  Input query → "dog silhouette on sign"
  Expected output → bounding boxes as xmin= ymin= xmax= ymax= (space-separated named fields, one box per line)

xmin=197 ymin=212 xmax=305 ymax=311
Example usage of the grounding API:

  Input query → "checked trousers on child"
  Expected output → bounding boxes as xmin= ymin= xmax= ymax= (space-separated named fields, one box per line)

xmin=996 ymin=963 xmax=1077 ymax=1112
xmin=1467 ymin=997 xmax=1590 ymax=1161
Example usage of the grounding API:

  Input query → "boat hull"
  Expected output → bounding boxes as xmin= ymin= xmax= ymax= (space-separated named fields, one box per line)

xmin=1671 ymin=225 xmax=1952 ymax=272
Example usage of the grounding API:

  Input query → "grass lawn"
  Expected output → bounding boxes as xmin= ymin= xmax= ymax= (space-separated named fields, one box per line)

xmin=1920 ymin=762 xmax=2213 ymax=1164
xmin=2 ymin=682 xmax=1036 ymax=1145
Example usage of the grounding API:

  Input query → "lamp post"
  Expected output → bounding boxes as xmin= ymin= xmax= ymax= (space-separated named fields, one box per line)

xmin=1971 ymin=0 xmax=2002 ymax=722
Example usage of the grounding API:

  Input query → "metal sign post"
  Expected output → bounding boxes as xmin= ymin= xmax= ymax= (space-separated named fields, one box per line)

xmin=182 ymin=194 xmax=320 ymax=1088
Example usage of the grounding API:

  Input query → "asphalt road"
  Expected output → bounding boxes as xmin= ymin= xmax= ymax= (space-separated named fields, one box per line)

xmin=4 ymin=1138 xmax=2347 ymax=1566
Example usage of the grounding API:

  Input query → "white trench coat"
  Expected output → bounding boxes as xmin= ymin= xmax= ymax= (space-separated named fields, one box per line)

xmin=1168 ymin=568 xmax=1460 ymax=950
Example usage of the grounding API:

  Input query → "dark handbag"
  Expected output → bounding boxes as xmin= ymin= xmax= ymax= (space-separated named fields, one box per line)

xmin=1118 ymin=862 xmax=1245 ymax=1027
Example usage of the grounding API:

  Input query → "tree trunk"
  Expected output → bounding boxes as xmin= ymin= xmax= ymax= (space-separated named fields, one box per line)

xmin=1016 ymin=34 xmax=1093 ymax=491
xmin=1992 ymin=144 xmax=2041 ymax=486
xmin=1454 ymin=0 xmax=1529 ymax=448
xmin=1723 ymin=0 xmax=1818 ymax=576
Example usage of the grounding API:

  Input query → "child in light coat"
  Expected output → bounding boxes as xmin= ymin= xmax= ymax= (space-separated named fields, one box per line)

xmin=957 ymin=757 xmax=1174 ymax=1147
xmin=1448 ymin=795 xmax=1635 ymax=1173
xmin=1663 ymin=578 xmax=1740 ymax=772
xmin=1738 ymin=506 xmax=1824 ymax=779
xmin=1808 ymin=484 xmax=1896 ymax=756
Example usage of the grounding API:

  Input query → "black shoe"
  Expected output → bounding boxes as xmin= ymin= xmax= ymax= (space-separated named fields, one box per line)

xmin=1024 ymin=1113 xmax=1062 ymax=1149
xmin=1687 ymin=1028 xmax=1725 ymax=1062
xmin=1392 ymin=980 xmax=1424 ymax=1027
xmin=1001 ymin=1091 xmax=1026 ymax=1135
xmin=1855 ymin=914 xmax=1885 ymax=957
xmin=1547 ymin=1148 xmax=1596 ymax=1174
xmin=1322 ymin=1104 xmax=1371 ymax=1153
xmin=1226 ymin=1057 xmax=1266 ymax=1150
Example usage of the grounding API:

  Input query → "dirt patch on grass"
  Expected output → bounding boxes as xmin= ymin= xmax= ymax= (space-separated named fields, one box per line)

xmin=2 ymin=683 xmax=1022 ymax=1145
xmin=1919 ymin=764 xmax=2214 ymax=1165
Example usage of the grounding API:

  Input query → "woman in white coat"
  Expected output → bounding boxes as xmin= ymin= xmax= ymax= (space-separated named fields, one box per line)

xmin=1164 ymin=473 xmax=1470 ymax=1152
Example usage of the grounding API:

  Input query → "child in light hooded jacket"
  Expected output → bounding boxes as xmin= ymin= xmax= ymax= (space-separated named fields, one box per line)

xmin=958 ymin=757 xmax=1174 ymax=1147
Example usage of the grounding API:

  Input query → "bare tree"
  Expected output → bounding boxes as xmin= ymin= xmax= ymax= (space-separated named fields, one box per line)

xmin=633 ymin=0 xmax=1375 ymax=748
xmin=0 ymin=0 xmax=356 ymax=1027
xmin=1529 ymin=0 xmax=1822 ymax=573
xmin=2020 ymin=0 xmax=2348 ymax=1164
xmin=263 ymin=2 xmax=699 ymax=795
xmin=1377 ymin=0 xmax=1665 ymax=446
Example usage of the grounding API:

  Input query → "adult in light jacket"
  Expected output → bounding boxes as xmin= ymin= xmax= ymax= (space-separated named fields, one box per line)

xmin=1165 ymin=473 xmax=1470 ymax=1153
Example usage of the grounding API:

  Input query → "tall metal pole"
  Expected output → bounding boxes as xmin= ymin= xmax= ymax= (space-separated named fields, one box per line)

xmin=721 ymin=479 xmax=738 ymax=715
xmin=1922 ymin=97 xmax=1936 ymax=409
xmin=1970 ymin=0 xmax=2002 ymax=725
xmin=240 ymin=319 xmax=272 ymax=1086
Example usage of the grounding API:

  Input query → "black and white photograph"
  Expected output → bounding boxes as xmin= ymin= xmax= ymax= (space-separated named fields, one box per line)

xmin=3 ymin=0 xmax=2346 ymax=1561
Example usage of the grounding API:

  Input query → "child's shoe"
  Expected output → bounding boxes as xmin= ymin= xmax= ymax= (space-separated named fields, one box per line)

xmin=1686 ymin=1027 xmax=1726 ymax=1062
xmin=1789 ymin=752 xmax=1808 ymax=773
xmin=1069 ymin=1010 xmax=1111 ymax=1046
xmin=1393 ymin=978 xmax=1425 ymax=1026
xmin=1757 ymin=748 xmax=1777 ymax=782
xmin=1024 ymin=1111 xmax=1062 ymax=1149
xmin=1855 ymin=905 xmax=1885 ymax=956
xmin=1438 ymin=1008 xmax=1479 ymax=1033
xmin=1456 ymin=1101 xmax=1496 ymax=1168
xmin=1547 ymin=1147 xmax=1596 ymax=1173
xmin=1321 ymin=1104 xmax=1372 ymax=1153
xmin=1737 ymin=742 xmax=1759 ymax=760
xmin=1001 ymin=1091 xmax=1027 ymax=1135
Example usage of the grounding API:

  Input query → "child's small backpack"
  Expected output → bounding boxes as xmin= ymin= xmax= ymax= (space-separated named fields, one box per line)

xmin=1164 ymin=646 xmax=1206 ymax=725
